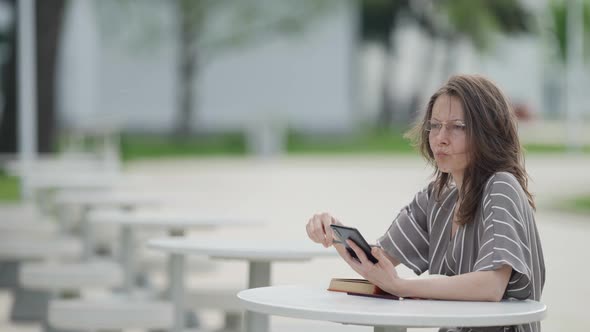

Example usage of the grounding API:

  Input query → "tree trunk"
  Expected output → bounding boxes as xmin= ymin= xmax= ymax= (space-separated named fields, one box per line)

xmin=174 ymin=0 xmax=198 ymax=138
xmin=36 ymin=0 xmax=66 ymax=152
xmin=376 ymin=42 xmax=394 ymax=128
xmin=407 ymin=36 xmax=437 ymax=122
xmin=0 ymin=0 xmax=65 ymax=154
xmin=0 ymin=0 xmax=17 ymax=153
xmin=440 ymin=37 xmax=459 ymax=82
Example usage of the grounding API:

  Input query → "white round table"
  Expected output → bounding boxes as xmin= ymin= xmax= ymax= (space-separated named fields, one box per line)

xmin=147 ymin=238 xmax=338 ymax=332
xmin=27 ymin=173 xmax=119 ymax=216
xmin=89 ymin=208 xmax=261 ymax=229
xmin=29 ymin=173 xmax=119 ymax=193
xmin=54 ymin=191 xmax=161 ymax=258
xmin=89 ymin=209 xmax=261 ymax=293
xmin=238 ymin=285 xmax=547 ymax=332
xmin=54 ymin=191 xmax=160 ymax=209
xmin=0 ymin=236 xmax=82 ymax=261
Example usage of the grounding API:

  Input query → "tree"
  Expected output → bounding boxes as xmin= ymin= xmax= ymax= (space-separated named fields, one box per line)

xmin=99 ymin=0 xmax=336 ymax=138
xmin=406 ymin=0 xmax=535 ymax=121
xmin=360 ymin=0 xmax=535 ymax=127
xmin=0 ymin=0 xmax=17 ymax=153
xmin=360 ymin=0 xmax=409 ymax=127
xmin=547 ymin=0 xmax=590 ymax=63
xmin=436 ymin=0 xmax=534 ymax=72
xmin=0 ymin=0 xmax=66 ymax=154
xmin=544 ymin=0 xmax=590 ymax=124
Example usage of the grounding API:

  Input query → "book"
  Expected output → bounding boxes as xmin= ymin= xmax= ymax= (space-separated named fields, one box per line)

xmin=327 ymin=278 xmax=400 ymax=300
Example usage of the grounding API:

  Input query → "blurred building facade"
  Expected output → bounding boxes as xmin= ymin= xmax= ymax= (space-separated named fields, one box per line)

xmin=56 ymin=0 xmax=588 ymax=136
xmin=59 ymin=0 xmax=357 ymax=135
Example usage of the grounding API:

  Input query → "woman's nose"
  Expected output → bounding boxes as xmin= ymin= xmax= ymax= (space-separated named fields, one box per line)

xmin=433 ymin=127 xmax=451 ymax=142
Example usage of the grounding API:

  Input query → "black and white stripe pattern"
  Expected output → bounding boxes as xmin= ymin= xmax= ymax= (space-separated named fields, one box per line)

xmin=377 ymin=172 xmax=545 ymax=332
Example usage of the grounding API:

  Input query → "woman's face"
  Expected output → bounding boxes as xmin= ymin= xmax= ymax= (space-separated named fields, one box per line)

xmin=428 ymin=94 xmax=469 ymax=177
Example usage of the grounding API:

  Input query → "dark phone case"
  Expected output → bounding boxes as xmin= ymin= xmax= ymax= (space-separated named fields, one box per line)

xmin=330 ymin=225 xmax=379 ymax=264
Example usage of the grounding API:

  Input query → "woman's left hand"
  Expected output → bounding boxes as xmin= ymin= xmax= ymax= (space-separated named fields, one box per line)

xmin=334 ymin=240 xmax=402 ymax=295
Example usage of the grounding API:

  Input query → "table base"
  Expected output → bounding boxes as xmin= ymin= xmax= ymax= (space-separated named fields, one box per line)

xmin=245 ymin=261 xmax=271 ymax=332
xmin=374 ymin=326 xmax=406 ymax=332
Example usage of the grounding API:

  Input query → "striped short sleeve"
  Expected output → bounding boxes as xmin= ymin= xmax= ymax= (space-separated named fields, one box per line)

xmin=377 ymin=184 xmax=431 ymax=275
xmin=473 ymin=172 xmax=534 ymax=299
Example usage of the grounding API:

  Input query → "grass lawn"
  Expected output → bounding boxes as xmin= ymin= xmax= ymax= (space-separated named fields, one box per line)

xmin=524 ymin=144 xmax=590 ymax=154
xmin=287 ymin=129 xmax=415 ymax=155
xmin=559 ymin=194 xmax=590 ymax=215
xmin=119 ymin=131 xmax=590 ymax=161
xmin=120 ymin=129 xmax=416 ymax=161
xmin=0 ymin=171 xmax=20 ymax=201
xmin=1 ymin=131 xmax=588 ymax=203
xmin=120 ymin=132 xmax=248 ymax=161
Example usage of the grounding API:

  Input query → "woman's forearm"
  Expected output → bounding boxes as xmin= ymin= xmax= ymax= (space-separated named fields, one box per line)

xmin=386 ymin=265 xmax=512 ymax=302
xmin=382 ymin=250 xmax=401 ymax=267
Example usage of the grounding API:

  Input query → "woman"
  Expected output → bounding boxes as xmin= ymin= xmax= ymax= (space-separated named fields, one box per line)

xmin=306 ymin=74 xmax=545 ymax=332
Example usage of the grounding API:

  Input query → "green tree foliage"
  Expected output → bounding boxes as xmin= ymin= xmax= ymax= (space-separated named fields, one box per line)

xmin=547 ymin=0 xmax=590 ymax=63
xmin=98 ymin=0 xmax=337 ymax=137
xmin=360 ymin=0 xmax=535 ymax=127
xmin=438 ymin=0 xmax=534 ymax=50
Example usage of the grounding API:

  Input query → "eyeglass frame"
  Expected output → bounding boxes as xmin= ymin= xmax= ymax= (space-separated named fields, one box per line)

xmin=425 ymin=119 xmax=467 ymax=136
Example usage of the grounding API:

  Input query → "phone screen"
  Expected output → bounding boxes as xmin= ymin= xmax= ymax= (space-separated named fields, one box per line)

xmin=330 ymin=225 xmax=379 ymax=264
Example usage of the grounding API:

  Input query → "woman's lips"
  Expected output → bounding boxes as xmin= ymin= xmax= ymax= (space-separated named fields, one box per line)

xmin=435 ymin=152 xmax=449 ymax=158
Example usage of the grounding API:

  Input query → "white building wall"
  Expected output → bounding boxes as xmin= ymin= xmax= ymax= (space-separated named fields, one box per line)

xmin=58 ymin=0 xmax=587 ymax=134
xmin=59 ymin=0 xmax=357 ymax=133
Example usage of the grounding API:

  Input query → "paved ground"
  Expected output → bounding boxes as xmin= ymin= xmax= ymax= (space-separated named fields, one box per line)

xmin=1 ymin=154 xmax=589 ymax=331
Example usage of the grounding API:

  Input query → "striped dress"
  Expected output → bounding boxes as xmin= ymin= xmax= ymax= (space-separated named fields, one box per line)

xmin=376 ymin=172 xmax=546 ymax=332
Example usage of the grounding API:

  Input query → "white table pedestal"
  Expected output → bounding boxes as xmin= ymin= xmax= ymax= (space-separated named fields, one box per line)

xmin=375 ymin=326 xmax=405 ymax=332
xmin=245 ymin=261 xmax=271 ymax=332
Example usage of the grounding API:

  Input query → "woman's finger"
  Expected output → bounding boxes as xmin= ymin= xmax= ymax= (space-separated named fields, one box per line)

xmin=335 ymin=244 xmax=357 ymax=265
xmin=318 ymin=213 xmax=332 ymax=247
xmin=335 ymin=243 xmax=368 ymax=278
xmin=305 ymin=218 xmax=315 ymax=242
xmin=307 ymin=215 xmax=324 ymax=244
xmin=334 ymin=244 xmax=351 ymax=263
xmin=347 ymin=240 xmax=368 ymax=265
xmin=372 ymin=247 xmax=388 ymax=264
xmin=322 ymin=216 xmax=335 ymax=246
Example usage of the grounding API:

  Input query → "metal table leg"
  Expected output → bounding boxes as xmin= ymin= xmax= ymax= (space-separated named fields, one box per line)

xmin=169 ymin=253 xmax=186 ymax=332
xmin=119 ymin=225 xmax=135 ymax=293
xmin=245 ymin=261 xmax=271 ymax=332
xmin=374 ymin=326 xmax=407 ymax=332
xmin=80 ymin=206 xmax=93 ymax=259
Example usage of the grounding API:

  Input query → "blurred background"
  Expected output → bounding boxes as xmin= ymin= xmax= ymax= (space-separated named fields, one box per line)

xmin=0 ymin=0 xmax=588 ymax=163
xmin=0 ymin=0 xmax=589 ymax=331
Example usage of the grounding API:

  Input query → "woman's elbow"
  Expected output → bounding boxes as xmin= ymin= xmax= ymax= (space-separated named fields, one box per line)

xmin=482 ymin=266 xmax=511 ymax=302
xmin=488 ymin=290 xmax=504 ymax=302
xmin=486 ymin=284 xmax=506 ymax=302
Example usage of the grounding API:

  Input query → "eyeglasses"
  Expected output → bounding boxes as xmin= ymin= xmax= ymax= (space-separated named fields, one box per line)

xmin=425 ymin=120 xmax=466 ymax=136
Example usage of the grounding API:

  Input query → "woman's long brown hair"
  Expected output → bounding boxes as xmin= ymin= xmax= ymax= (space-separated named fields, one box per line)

xmin=406 ymin=74 xmax=535 ymax=225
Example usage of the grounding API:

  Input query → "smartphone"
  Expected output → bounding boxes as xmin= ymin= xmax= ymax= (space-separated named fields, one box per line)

xmin=329 ymin=225 xmax=379 ymax=264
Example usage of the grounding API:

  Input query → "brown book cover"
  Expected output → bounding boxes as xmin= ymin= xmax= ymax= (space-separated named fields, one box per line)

xmin=327 ymin=278 xmax=400 ymax=300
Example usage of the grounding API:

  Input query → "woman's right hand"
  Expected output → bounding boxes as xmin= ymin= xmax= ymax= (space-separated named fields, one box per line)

xmin=305 ymin=212 xmax=343 ymax=248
